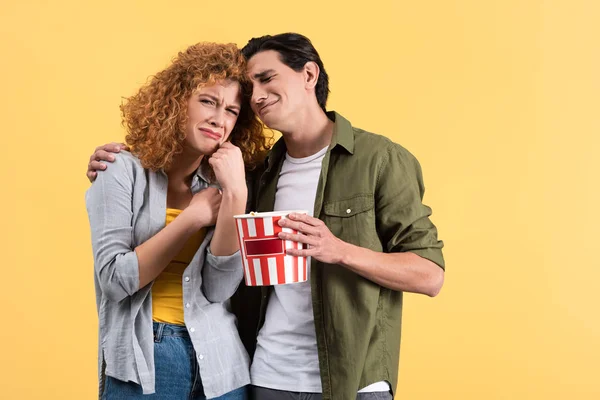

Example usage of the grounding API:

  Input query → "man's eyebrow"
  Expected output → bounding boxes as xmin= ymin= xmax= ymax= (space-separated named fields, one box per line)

xmin=252 ymin=69 xmax=276 ymax=80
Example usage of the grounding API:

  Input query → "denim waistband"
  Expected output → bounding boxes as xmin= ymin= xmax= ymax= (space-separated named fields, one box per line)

xmin=153 ymin=322 xmax=189 ymax=342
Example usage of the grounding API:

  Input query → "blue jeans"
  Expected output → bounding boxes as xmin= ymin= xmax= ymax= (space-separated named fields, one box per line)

xmin=102 ymin=322 xmax=248 ymax=400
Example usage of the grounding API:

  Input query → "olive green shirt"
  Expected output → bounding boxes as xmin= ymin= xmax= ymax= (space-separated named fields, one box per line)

xmin=234 ymin=111 xmax=444 ymax=399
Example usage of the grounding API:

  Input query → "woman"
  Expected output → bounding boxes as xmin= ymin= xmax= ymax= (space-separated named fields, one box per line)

xmin=86 ymin=42 xmax=269 ymax=399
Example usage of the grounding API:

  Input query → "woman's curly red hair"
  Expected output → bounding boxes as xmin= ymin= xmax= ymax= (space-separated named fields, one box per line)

xmin=120 ymin=42 xmax=271 ymax=172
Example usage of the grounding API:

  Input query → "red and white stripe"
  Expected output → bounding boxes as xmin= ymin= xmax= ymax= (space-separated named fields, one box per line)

xmin=236 ymin=215 xmax=307 ymax=286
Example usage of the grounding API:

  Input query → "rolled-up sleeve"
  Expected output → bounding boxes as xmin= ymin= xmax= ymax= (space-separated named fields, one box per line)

xmin=376 ymin=143 xmax=445 ymax=269
xmin=202 ymin=248 xmax=243 ymax=303
xmin=85 ymin=155 xmax=140 ymax=302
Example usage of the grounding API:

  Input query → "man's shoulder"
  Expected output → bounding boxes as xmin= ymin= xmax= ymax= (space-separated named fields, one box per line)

xmin=351 ymin=127 xmax=415 ymax=162
xmin=353 ymin=127 xmax=392 ymax=147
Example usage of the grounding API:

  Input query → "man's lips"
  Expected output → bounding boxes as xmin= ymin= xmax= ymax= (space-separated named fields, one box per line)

xmin=199 ymin=127 xmax=222 ymax=140
xmin=259 ymin=100 xmax=278 ymax=116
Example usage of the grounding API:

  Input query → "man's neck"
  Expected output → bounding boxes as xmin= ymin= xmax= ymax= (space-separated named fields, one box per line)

xmin=281 ymin=107 xmax=334 ymax=158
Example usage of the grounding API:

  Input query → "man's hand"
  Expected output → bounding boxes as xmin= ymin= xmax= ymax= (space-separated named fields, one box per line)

xmin=277 ymin=213 xmax=346 ymax=264
xmin=87 ymin=142 xmax=129 ymax=182
xmin=279 ymin=213 xmax=444 ymax=295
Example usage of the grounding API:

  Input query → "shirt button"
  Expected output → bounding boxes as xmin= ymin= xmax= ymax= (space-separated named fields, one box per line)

xmin=184 ymin=277 xmax=190 ymax=282
xmin=346 ymin=208 xmax=352 ymax=214
xmin=198 ymin=354 xmax=204 ymax=360
xmin=185 ymin=303 xmax=190 ymax=308
xmin=189 ymin=327 xmax=195 ymax=333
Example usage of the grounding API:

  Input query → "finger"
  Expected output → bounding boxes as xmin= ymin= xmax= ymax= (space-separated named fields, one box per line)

xmin=277 ymin=219 xmax=318 ymax=235
xmin=92 ymin=149 xmax=116 ymax=162
xmin=119 ymin=143 xmax=130 ymax=151
xmin=285 ymin=247 xmax=314 ymax=258
xmin=216 ymin=144 xmax=240 ymax=156
xmin=87 ymin=171 xmax=97 ymax=183
xmin=278 ymin=232 xmax=317 ymax=246
xmin=102 ymin=142 xmax=125 ymax=153
xmin=214 ymin=148 xmax=231 ymax=158
xmin=208 ymin=157 xmax=219 ymax=167
xmin=89 ymin=160 xmax=107 ymax=172
xmin=220 ymin=144 xmax=241 ymax=156
xmin=210 ymin=151 xmax=226 ymax=159
xmin=286 ymin=213 xmax=322 ymax=227
xmin=219 ymin=142 xmax=235 ymax=150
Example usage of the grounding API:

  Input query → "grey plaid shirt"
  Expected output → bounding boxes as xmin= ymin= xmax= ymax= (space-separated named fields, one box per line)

xmin=86 ymin=151 xmax=250 ymax=398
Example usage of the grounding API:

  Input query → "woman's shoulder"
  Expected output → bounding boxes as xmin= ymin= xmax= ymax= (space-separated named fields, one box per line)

xmin=92 ymin=150 xmax=146 ymax=186
xmin=103 ymin=150 xmax=144 ymax=175
xmin=113 ymin=150 xmax=142 ymax=167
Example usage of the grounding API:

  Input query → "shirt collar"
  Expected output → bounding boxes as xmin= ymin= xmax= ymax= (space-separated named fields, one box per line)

xmin=263 ymin=110 xmax=355 ymax=171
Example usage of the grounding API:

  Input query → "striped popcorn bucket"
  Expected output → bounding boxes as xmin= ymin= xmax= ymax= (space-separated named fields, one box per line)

xmin=234 ymin=211 xmax=308 ymax=286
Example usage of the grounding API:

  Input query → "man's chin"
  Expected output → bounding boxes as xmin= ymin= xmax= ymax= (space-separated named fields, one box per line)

xmin=260 ymin=115 xmax=284 ymax=132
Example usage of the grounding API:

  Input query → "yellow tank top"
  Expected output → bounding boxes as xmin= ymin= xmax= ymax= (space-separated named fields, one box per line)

xmin=152 ymin=208 xmax=206 ymax=325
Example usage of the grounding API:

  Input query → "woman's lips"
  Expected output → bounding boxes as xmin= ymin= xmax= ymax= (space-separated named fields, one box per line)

xmin=199 ymin=128 xmax=222 ymax=140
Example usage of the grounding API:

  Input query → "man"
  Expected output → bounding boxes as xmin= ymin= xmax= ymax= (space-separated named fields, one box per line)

xmin=87 ymin=33 xmax=445 ymax=400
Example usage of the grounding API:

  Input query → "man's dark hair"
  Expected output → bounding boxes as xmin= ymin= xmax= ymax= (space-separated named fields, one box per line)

xmin=241 ymin=33 xmax=330 ymax=112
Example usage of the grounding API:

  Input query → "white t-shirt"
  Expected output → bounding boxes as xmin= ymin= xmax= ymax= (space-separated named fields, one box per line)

xmin=250 ymin=146 xmax=389 ymax=393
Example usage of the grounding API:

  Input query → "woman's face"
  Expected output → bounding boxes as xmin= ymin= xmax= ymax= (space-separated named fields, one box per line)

xmin=183 ymin=79 xmax=242 ymax=156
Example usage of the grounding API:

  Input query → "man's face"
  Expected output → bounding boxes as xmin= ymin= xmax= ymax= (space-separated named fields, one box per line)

xmin=247 ymin=50 xmax=308 ymax=132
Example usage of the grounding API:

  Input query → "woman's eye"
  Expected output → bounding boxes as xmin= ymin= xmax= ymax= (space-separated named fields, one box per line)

xmin=200 ymin=99 xmax=215 ymax=105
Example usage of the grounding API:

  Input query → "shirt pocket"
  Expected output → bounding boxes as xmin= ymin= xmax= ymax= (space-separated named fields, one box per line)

xmin=322 ymin=194 xmax=381 ymax=250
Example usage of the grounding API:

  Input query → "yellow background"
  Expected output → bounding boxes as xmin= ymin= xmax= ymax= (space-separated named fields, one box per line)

xmin=1 ymin=1 xmax=598 ymax=398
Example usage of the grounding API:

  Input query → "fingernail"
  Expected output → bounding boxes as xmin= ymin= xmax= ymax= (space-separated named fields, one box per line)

xmin=109 ymin=156 xmax=115 ymax=161
xmin=278 ymin=220 xmax=285 ymax=226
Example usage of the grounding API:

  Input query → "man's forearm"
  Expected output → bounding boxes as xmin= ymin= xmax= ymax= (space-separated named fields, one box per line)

xmin=337 ymin=243 xmax=444 ymax=296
